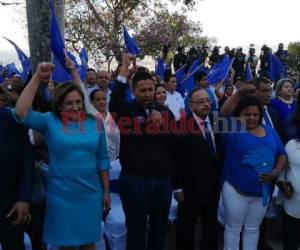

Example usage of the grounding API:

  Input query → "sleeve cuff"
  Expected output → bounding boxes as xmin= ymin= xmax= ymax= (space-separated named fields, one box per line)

xmin=174 ymin=188 xmax=183 ymax=193
xmin=117 ymin=75 xmax=127 ymax=84
xmin=99 ymin=160 xmax=111 ymax=172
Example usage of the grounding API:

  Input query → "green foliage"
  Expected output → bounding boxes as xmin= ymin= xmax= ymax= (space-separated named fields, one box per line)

xmin=287 ymin=41 xmax=300 ymax=79
xmin=64 ymin=0 xmax=213 ymax=66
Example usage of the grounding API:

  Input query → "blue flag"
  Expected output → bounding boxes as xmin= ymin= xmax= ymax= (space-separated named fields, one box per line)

xmin=207 ymin=56 xmax=233 ymax=85
xmin=6 ymin=63 xmax=20 ymax=77
xmin=49 ymin=0 xmax=67 ymax=71
xmin=123 ymin=26 xmax=140 ymax=56
xmin=52 ymin=54 xmax=72 ymax=83
xmin=269 ymin=53 xmax=288 ymax=81
xmin=245 ymin=63 xmax=253 ymax=81
xmin=187 ymin=56 xmax=202 ymax=74
xmin=155 ymin=56 xmax=167 ymax=81
xmin=4 ymin=37 xmax=31 ymax=82
xmin=184 ymin=63 xmax=206 ymax=93
xmin=175 ymin=65 xmax=186 ymax=97
xmin=0 ymin=64 xmax=3 ymax=83
xmin=79 ymin=48 xmax=88 ymax=81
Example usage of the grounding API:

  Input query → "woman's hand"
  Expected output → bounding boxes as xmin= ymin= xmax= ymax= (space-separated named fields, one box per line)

xmin=103 ymin=190 xmax=111 ymax=212
xmin=64 ymin=49 xmax=76 ymax=71
xmin=35 ymin=63 xmax=55 ymax=82
xmin=259 ymin=168 xmax=280 ymax=184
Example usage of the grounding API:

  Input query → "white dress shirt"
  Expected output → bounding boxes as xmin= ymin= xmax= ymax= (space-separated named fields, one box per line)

xmin=165 ymin=91 xmax=185 ymax=121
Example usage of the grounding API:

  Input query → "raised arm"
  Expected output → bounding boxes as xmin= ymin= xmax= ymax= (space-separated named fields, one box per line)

xmin=15 ymin=63 xmax=54 ymax=119
xmin=214 ymin=81 xmax=225 ymax=100
xmin=220 ymin=84 xmax=257 ymax=116
xmin=109 ymin=53 xmax=134 ymax=121
xmin=64 ymin=53 xmax=98 ymax=116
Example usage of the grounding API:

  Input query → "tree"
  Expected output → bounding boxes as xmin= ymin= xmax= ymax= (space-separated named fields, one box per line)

xmin=287 ymin=41 xmax=300 ymax=80
xmin=64 ymin=0 xmax=210 ymax=69
xmin=134 ymin=8 xmax=210 ymax=57
xmin=26 ymin=0 xmax=64 ymax=72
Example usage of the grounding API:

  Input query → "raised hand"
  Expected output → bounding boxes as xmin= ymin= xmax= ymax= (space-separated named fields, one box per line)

xmin=35 ymin=62 xmax=55 ymax=82
xmin=64 ymin=49 xmax=76 ymax=70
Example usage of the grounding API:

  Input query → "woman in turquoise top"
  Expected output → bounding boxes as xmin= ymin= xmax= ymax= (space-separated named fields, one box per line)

xmin=14 ymin=63 xmax=110 ymax=250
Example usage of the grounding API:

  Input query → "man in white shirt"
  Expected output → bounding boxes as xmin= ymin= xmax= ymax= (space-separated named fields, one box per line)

xmin=85 ymin=68 xmax=99 ymax=97
xmin=164 ymin=74 xmax=185 ymax=121
xmin=97 ymin=70 xmax=112 ymax=107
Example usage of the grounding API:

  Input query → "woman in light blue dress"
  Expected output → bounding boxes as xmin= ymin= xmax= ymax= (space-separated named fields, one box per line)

xmin=14 ymin=63 xmax=110 ymax=250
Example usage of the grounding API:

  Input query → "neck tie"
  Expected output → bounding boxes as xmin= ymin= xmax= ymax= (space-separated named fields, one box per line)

xmin=262 ymin=107 xmax=273 ymax=127
xmin=204 ymin=121 xmax=216 ymax=156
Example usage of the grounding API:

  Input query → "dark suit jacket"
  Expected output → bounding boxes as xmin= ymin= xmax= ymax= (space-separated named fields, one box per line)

xmin=109 ymin=80 xmax=175 ymax=177
xmin=0 ymin=108 xmax=34 ymax=205
xmin=173 ymin=113 xmax=223 ymax=206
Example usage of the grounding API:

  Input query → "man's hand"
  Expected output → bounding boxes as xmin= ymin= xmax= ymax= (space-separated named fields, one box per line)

xmin=174 ymin=191 xmax=184 ymax=203
xmin=150 ymin=110 xmax=163 ymax=126
xmin=35 ymin=63 xmax=55 ymax=82
xmin=7 ymin=202 xmax=31 ymax=225
xmin=64 ymin=49 xmax=76 ymax=71
xmin=119 ymin=53 xmax=135 ymax=78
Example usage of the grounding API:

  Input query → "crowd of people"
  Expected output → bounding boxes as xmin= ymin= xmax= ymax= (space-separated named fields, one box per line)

xmin=0 ymin=42 xmax=299 ymax=250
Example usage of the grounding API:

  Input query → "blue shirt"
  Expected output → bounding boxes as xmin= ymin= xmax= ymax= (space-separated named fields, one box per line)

xmin=221 ymin=124 xmax=286 ymax=196
xmin=269 ymin=97 xmax=296 ymax=124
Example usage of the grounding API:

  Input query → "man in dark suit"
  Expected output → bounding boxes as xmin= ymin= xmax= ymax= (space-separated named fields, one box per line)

xmin=174 ymin=88 xmax=222 ymax=250
xmin=0 ymin=108 xmax=34 ymax=250
xmin=109 ymin=54 xmax=175 ymax=250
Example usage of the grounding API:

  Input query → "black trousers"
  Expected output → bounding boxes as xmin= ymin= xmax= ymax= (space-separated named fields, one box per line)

xmin=282 ymin=211 xmax=300 ymax=250
xmin=119 ymin=172 xmax=172 ymax=250
xmin=176 ymin=199 xmax=218 ymax=250
xmin=0 ymin=200 xmax=24 ymax=250
xmin=25 ymin=201 xmax=45 ymax=250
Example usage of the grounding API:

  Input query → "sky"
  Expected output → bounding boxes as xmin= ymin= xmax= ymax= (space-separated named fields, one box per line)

xmin=0 ymin=0 xmax=300 ymax=65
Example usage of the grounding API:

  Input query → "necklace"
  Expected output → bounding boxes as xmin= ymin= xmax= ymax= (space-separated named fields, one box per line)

xmin=278 ymin=97 xmax=293 ymax=108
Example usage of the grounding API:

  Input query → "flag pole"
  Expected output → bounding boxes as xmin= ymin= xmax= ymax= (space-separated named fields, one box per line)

xmin=181 ymin=63 xmax=204 ymax=84
xmin=174 ymin=63 xmax=186 ymax=75
xmin=222 ymin=58 xmax=235 ymax=82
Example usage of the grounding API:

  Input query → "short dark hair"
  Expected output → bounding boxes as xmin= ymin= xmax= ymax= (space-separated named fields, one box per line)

xmin=233 ymin=96 xmax=263 ymax=124
xmin=155 ymin=83 xmax=166 ymax=92
xmin=164 ymin=74 xmax=176 ymax=83
xmin=90 ymin=88 xmax=105 ymax=101
xmin=132 ymin=71 xmax=153 ymax=89
xmin=194 ymin=71 xmax=207 ymax=83
xmin=87 ymin=68 xmax=96 ymax=74
xmin=254 ymin=77 xmax=271 ymax=90
xmin=188 ymin=87 xmax=207 ymax=102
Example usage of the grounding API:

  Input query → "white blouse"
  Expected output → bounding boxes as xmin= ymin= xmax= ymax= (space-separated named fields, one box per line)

xmin=282 ymin=139 xmax=300 ymax=218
